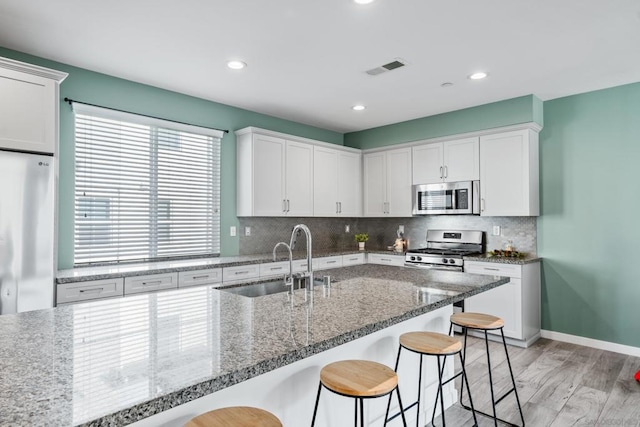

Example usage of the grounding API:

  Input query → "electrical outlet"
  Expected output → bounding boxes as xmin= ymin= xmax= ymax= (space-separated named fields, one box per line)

xmin=398 ymin=225 xmax=404 ymax=234
xmin=345 ymin=224 xmax=350 ymax=233
xmin=492 ymin=226 xmax=501 ymax=236
xmin=230 ymin=226 xmax=237 ymax=237
xmin=245 ymin=226 xmax=251 ymax=237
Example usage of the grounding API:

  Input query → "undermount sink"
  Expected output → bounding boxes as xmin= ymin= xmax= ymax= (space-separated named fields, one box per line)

xmin=221 ymin=277 xmax=330 ymax=298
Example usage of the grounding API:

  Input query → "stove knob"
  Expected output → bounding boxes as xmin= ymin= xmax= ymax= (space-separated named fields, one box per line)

xmin=416 ymin=256 xmax=422 ymax=261
xmin=449 ymin=258 xmax=456 ymax=264
xmin=442 ymin=258 xmax=448 ymax=263
xmin=410 ymin=256 xmax=416 ymax=261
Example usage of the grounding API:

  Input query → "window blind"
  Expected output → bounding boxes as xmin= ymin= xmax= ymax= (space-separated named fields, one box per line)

xmin=73 ymin=104 xmax=222 ymax=265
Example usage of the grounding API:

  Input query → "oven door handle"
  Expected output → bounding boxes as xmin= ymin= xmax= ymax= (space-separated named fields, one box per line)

xmin=404 ymin=262 xmax=463 ymax=272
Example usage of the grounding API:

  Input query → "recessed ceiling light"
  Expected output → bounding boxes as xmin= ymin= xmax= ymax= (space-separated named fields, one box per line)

xmin=354 ymin=0 xmax=375 ymax=4
xmin=227 ymin=60 xmax=247 ymax=70
xmin=352 ymin=105 xmax=366 ymax=111
xmin=469 ymin=72 xmax=488 ymax=80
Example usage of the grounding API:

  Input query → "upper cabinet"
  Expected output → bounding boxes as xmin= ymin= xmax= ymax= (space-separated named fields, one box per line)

xmin=479 ymin=129 xmax=539 ymax=216
xmin=363 ymin=147 xmax=412 ymax=217
xmin=412 ymin=137 xmax=479 ymax=184
xmin=0 ymin=57 xmax=67 ymax=154
xmin=237 ymin=130 xmax=313 ymax=216
xmin=313 ymin=146 xmax=362 ymax=216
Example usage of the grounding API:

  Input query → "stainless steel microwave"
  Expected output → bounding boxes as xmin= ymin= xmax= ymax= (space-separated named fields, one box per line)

xmin=412 ymin=181 xmax=480 ymax=215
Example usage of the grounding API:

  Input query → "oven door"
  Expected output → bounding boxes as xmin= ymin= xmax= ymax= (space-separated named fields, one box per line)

xmin=412 ymin=181 xmax=479 ymax=215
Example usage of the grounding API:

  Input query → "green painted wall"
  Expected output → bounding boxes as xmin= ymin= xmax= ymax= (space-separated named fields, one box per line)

xmin=538 ymin=82 xmax=640 ymax=348
xmin=344 ymin=95 xmax=543 ymax=149
xmin=0 ymin=47 xmax=343 ymax=269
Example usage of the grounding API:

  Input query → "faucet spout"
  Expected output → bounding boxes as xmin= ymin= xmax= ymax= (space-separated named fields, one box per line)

xmin=273 ymin=241 xmax=293 ymax=290
xmin=289 ymin=224 xmax=313 ymax=303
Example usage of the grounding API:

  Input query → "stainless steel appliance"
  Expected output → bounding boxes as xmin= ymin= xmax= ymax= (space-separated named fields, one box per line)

xmin=412 ymin=180 xmax=480 ymax=215
xmin=0 ymin=149 xmax=55 ymax=315
xmin=404 ymin=229 xmax=484 ymax=272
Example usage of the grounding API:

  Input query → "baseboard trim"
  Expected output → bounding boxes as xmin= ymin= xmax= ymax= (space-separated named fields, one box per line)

xmin=540 ymin=329 xmax=640 ymax=357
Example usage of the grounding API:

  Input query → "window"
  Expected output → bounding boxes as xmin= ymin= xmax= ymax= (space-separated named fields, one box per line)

xmin=73 ymin=104 xmax=222 ymax=265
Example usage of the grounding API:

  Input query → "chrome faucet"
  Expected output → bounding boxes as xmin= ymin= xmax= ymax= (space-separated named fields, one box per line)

xmin=289 ymin=224 xmax=313 ymax=303
xmin=273 ymin=241 xmax=294 ymax=292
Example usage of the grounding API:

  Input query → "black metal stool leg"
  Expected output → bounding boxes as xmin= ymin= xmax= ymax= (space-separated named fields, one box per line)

xmin=395 ymin=385 xmax=408 ymax=427
xmin=459 ymin=351 xmax=478 ymax=427
xmin=311 ymin=382 xmax=323 ymax=427
xmin=430 ymin=355 xmax=447 ymax=427
xmin=359 ymin=397 xmax=364 ymax=427
xmin=501 ymin=329 xmax=525 ymax=426
xmin=484 ymin=330 xmax=498 ymax=426
xmin=415 ymin=354 xmax=423 ymax=427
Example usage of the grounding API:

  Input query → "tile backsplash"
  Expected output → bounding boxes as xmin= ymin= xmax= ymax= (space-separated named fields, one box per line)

xmin=238 ymin=216 xmax=537 ymax=255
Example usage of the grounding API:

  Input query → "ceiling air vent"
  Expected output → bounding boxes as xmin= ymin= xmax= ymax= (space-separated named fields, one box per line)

xmin=366 ymin=58 xmax=407 ymax=76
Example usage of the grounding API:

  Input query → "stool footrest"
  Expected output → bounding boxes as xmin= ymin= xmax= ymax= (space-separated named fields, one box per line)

xmin=494 ymin=387 xmax=516 ymax=405
xmin=386 ymin=400 xmax=418 ymax=423
xmin=460 ymin=402 xmax=522 ymax=427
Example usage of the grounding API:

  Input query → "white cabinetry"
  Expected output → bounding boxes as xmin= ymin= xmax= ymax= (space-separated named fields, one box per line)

xmin=178 ymin=269 xmax=222 ymax=288
xmin=479 ymin=129 xmax=539 ymax=216
xmin=124 ymin=273 xmax=178 ymax=295
xmin=0 ymin=57 xmax=67 ymax=154
xmin=412 ymin=137 xmax=479 ymax=184
xmin=342 ymin=253 xmax=366 ymax=266
xmin=236 ymin=129 xmax=313 ymax=216
xmin=367 ymin=253 xmax=405 ymax=267
xmin=313 ymin=255 xmax=343 ymax=270
xmin=259 ymin=261 xmax=291 ymax=278
xmin=363 ymin=147 xmax=412 ymax=217
xmin=464 ymin=261 xmax=540 ymax=346
xmin=222 ymin=264 xmax=260 ymax=284
xmin=56 ymin=278 xmax=124 ymax=305
xmin=313 ymin=146 xmax=362 ymax=216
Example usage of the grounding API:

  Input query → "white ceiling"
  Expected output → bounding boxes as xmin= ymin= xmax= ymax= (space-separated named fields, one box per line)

xmin=1 ymin=0 xmax=639 ymax=133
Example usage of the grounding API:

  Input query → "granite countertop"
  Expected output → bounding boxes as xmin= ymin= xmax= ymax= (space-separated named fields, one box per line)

xmin=1 ymin=264 xmax=508 ymax=426
xmin=55 ymin=250 xmax=403 ymax=284
xmin=464 ymin=253 xmax=542 ymax=265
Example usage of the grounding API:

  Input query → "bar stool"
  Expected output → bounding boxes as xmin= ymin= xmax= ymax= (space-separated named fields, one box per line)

xmin=388 ymin=331 xmax=477 ymax=427
xmin=184 ymin=406 xmax=282 ymax=427
xmin=311 ymin=359 xmax=408 ymax=427
xmin=450 ymin=312 xmax=525 ymax=427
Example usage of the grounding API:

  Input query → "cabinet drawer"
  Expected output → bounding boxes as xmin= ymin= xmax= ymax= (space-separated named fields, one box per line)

xmin=260 ymin=261 xmax=291 ymax=277
xmin=342 ymin=253 xmax=366 ymax=266
xmin=367 ymin=253 xmax=405 ymax=267
xmin=464 ymin=261 xmax=522 ymax=278
xmin=57 ymin=278 xmax=124 ymax=304
xmin=313 ymin=256 xmax=343 ymax=270
xmin=223 ymin=264 xmax=260 ymax=283
xmin=292 ymin=259 xmax=310 ymax=274
xmin=124 ymin=273 xmax=178 ymax=295
xmin=178 ymin=268 xmax=222 ymax=288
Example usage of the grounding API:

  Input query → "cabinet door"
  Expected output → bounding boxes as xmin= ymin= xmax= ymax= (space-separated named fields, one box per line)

xmin=0 ymin=68 xmax=57 ymax=154
xmin=443 ymin=137 xmax=479 ymax=182
xmin=285 ymin=140 xmax=314 ymax=216
xmin=363 ymin=152 xmax=387 ymax=216
xmin=313 ymin=146 xmax=339 ymax=216
xmin=465 ymin=278 xmax=523 ymax=339
xmin=337 ymin=151 xmax=362 ymax=216
xmin=386 ymin=147 xmax=412 ymax=217
xmin=480 ymin=130 xmax=539 ymax=216
xmin=412 ymin=143 xmax=443 ymax=184
xmin=253 ymin=134 xmax=286 ymax=216
xmin=124 ymin=273 xmax=178 ymax=295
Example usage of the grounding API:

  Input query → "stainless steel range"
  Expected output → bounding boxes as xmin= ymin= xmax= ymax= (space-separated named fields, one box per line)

xmin=405 ymin=230 xmax=484 ymax=271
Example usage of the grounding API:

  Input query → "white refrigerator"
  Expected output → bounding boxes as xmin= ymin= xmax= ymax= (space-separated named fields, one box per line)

xmin=0 ymin=149 xmax=55 ymax=314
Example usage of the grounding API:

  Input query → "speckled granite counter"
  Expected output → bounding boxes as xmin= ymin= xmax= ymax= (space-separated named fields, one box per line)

xmin=464 ymin=253 xmax=541 ymax=265
xmin=56 ymin=250 xmax=401 ymax=284
xmin=2 ymin=264 xmax=507 ymax=426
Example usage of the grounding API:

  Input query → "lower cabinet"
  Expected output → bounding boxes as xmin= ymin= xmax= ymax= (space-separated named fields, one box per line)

xmin=313 ymin=255 xmax=343 ymax=270
xmin=367 ymin=253 xmax=405 ymax=267
xmin=259 ymin=261 xmax=291 ymax=278
xmin=57 ymin=278 xmax=124 ymax=305
xmin=124 ymin=273 xmax=178 ymax=295
xmin=178 ymin=269 xmax=222 ymax=288
xmin=342 ymin=253 xmax=366 ymax=266
xmin=222 ymin=264 xmax=260 ymax=285
xmin=464 ymin=261 xmax=541 ymax=346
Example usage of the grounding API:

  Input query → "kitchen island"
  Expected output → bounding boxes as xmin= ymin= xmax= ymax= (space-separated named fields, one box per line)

xmin=0 ymin=264 xmax=508 ymax=426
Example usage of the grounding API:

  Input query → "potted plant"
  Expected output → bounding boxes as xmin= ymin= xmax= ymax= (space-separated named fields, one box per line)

xmin=354 ymin=233 xmax=369 ymax=251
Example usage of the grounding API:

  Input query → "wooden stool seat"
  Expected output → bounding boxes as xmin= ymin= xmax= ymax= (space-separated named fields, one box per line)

xmin=399 ymin=331 xmax=462 ymax=355
xmin=320 ymin=359 xmax=398 ymax=398
xmin=451 ymin=312 xmax=504 ymax=330
xmin=185 ymin=406 xmax=282 ymax=427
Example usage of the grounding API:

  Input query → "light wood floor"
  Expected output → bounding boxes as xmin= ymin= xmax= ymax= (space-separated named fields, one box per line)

xmin=430 ymin=336 xmax=640 ymax=426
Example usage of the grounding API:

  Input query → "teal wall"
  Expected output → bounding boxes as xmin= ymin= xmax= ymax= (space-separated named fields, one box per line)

xmin=344 ymin=95 xmax=543 ymax=149
xmin=538 ymin=82 xmax=640 ymax=348
xmin=0 ymin=47 xmax=343 ymax=269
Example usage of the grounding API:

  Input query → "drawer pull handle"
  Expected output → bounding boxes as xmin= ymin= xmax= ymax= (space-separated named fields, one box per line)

xmin=142 ymin=280 xmax=162 ymax=285
xmin=381 ymin=258 xmax=391 ymax=262
xmin=79 ymin=288 xmax=103 ymax=294
xmin=327 ymin=260 xmax=337 ymax=264
xmin=270 ymin=267 xmax=283 ymax=271
xmin=348 ymin=257 xmax=358 ymax=261
xmin=192 ymin=275 xmax=209 ymax=280
xmin=235 ymin=271 xmax=249 ymax=275
xmin=484 ymin=268 xmax=500 ymax=271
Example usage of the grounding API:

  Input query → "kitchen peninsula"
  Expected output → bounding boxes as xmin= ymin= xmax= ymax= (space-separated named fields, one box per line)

xmin=0 ymin=265 xmax=508 ymax=426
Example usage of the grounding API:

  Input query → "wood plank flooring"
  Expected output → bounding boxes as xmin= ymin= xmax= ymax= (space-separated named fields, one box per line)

xmin=429 ymin=336 xmax=640 ymax=427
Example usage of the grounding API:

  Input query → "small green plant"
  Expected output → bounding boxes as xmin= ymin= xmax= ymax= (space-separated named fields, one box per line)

xmin=354 ymin=233 xmax=369 ymax=243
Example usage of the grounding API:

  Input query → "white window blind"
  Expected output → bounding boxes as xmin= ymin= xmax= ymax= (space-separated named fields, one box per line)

xmin=73 ymin=104 xmax=223 ymax=265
